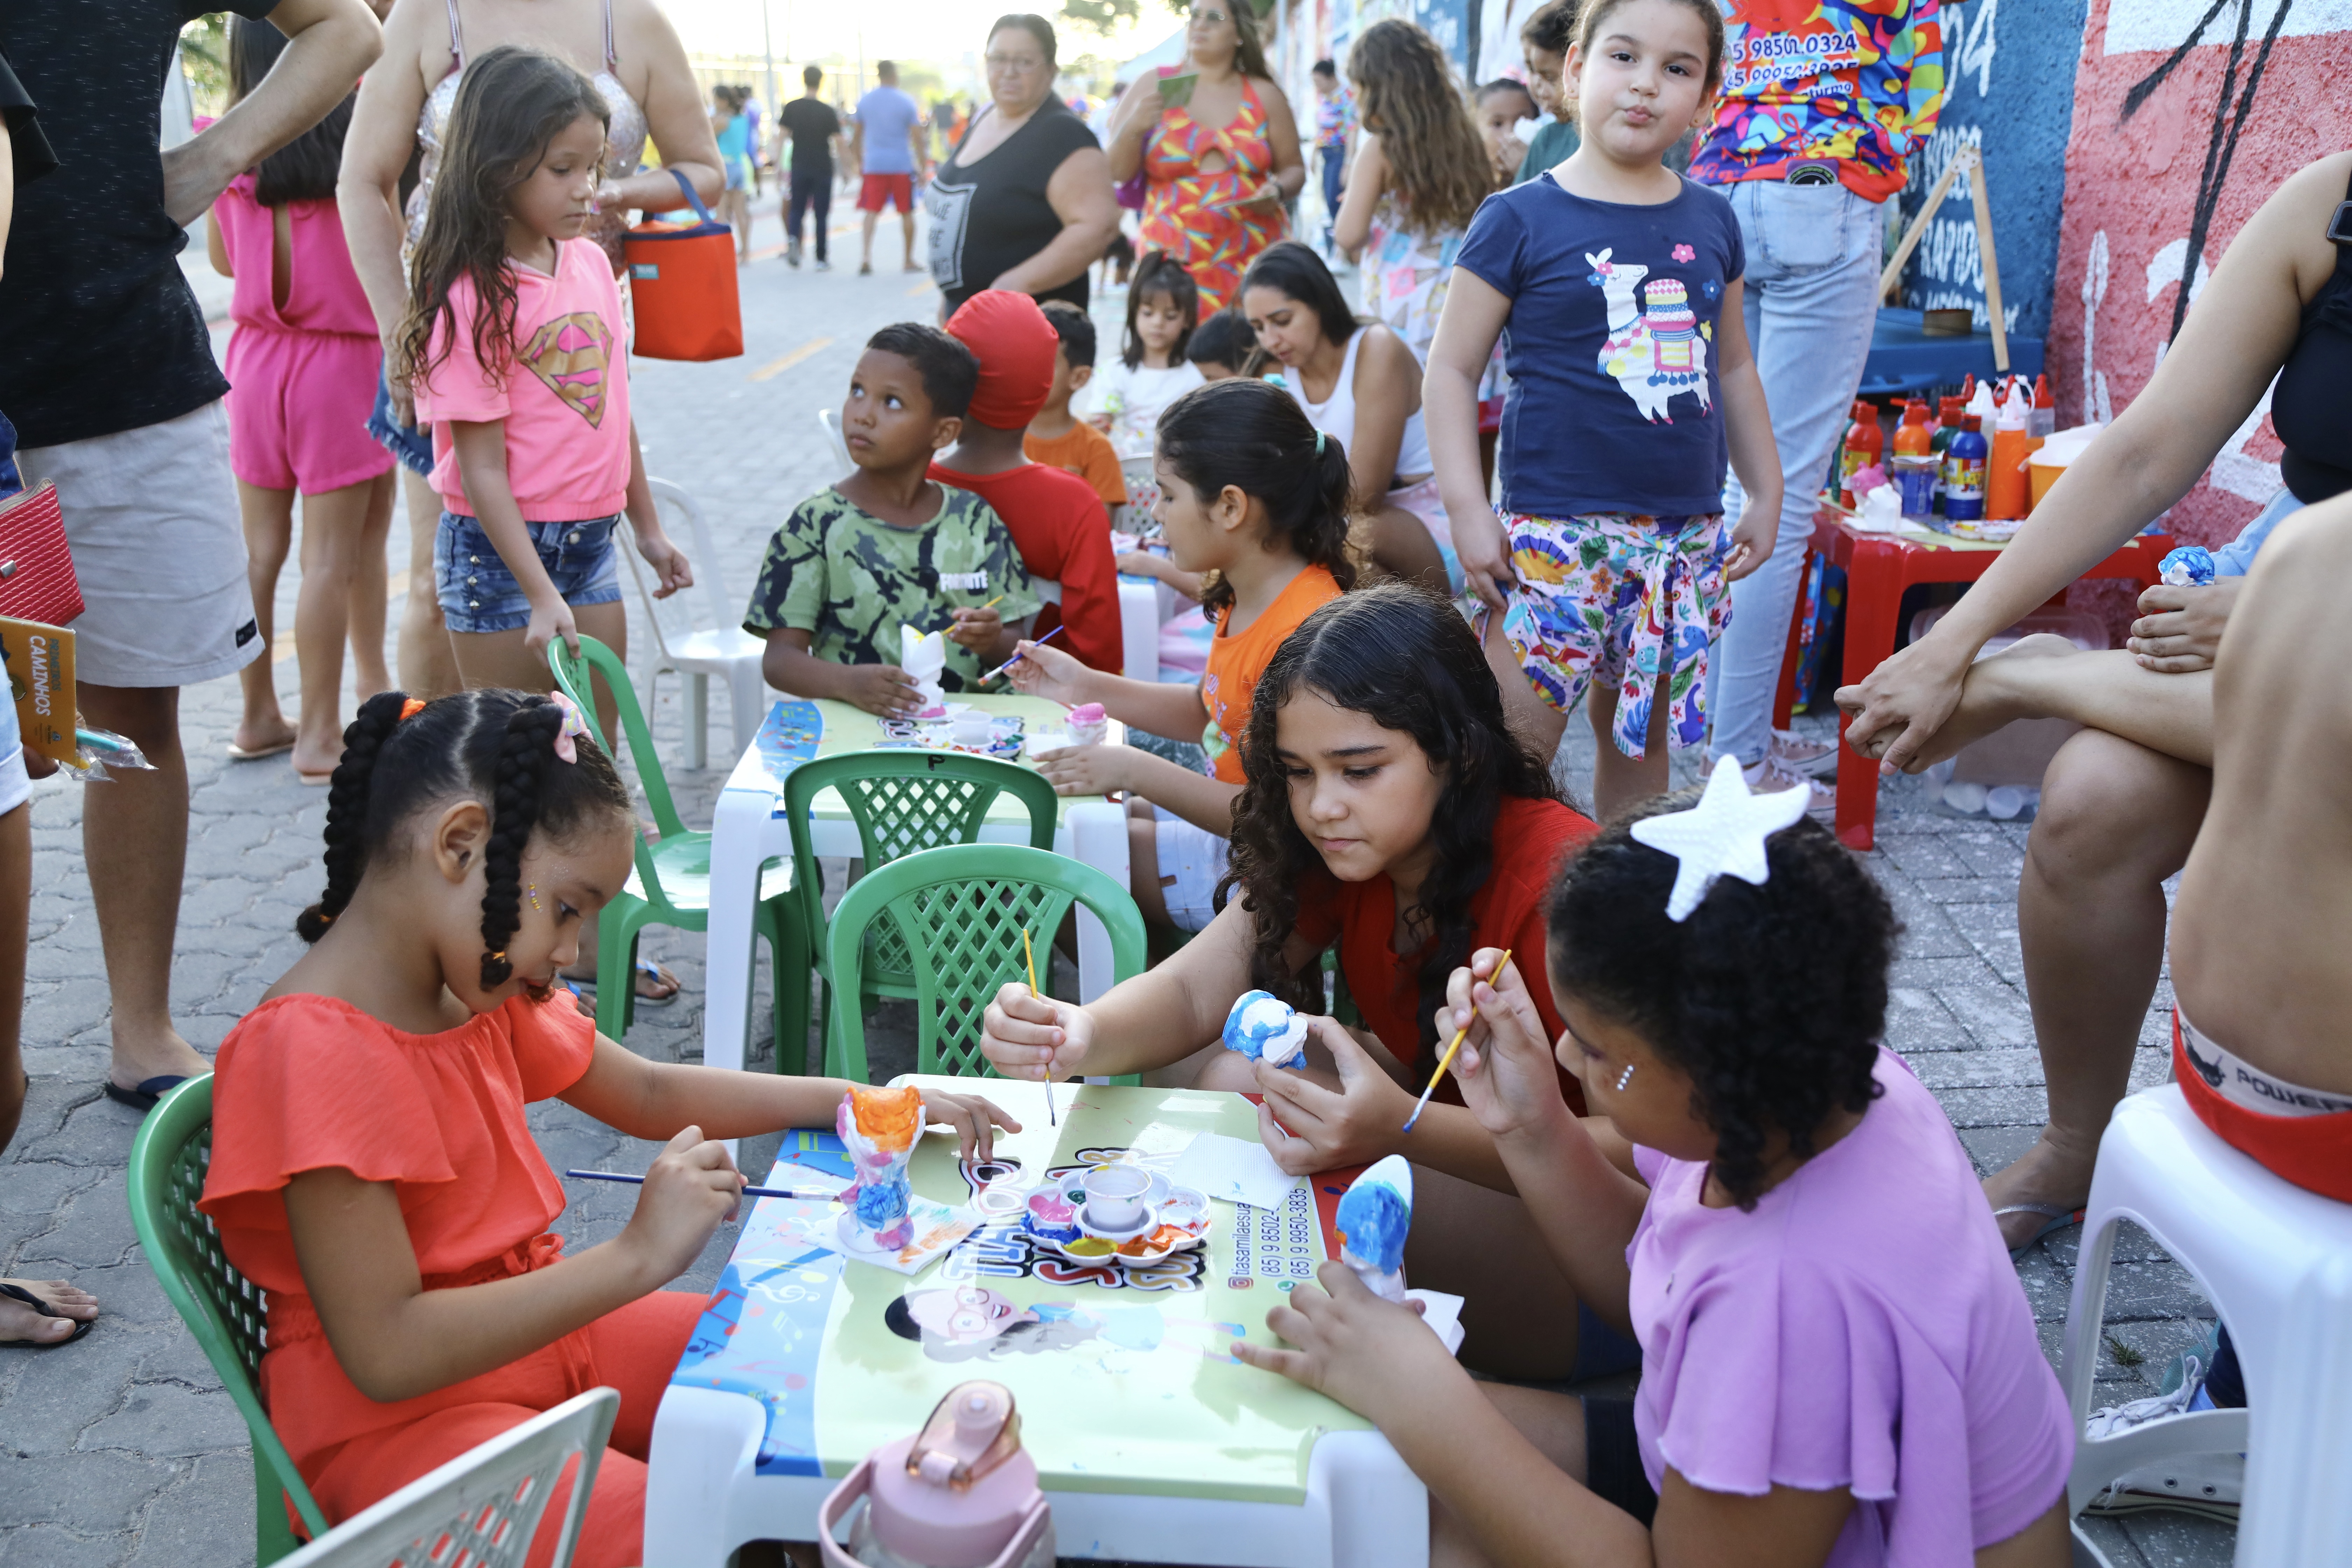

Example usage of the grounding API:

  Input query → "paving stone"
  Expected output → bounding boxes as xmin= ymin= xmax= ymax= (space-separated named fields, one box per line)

xmin=81 ymin=1380 xmax=251 ymax=1460
xmin=122 ymin=1451 xmax=257 ymax=1568
xmin=0 ymin=1524 xmax=132 ymax=1568
xmin=0 ymin=1337 xmax=137 ymax=1454
xmin=0 ymin=1453 xmax=185 ymax=1531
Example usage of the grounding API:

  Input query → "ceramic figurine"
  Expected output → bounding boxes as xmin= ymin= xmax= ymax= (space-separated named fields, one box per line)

xmin=2160 ymin=545 xmax=2216 ymax=588
xmin=900 ymin=625 xmax=950 ymax=719
xmin=1066 ymin=702 xmax=1108 ymax=747
xmin=1335 ymin=1155 xmax=1413 ymax=1304
xmin=839 ymin=1085 xmax=924 ymax=1254
xmin=1222 ymin=990 xmax=1310 ymax=1069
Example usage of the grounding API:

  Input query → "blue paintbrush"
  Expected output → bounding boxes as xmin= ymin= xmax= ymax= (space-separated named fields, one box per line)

xmin=566 ymin=1169 xmax=843 ymax=1202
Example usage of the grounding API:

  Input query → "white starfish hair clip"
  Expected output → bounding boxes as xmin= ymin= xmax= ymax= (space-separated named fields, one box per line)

xmin=1629 ymin=754 xmax=1814 ymax=922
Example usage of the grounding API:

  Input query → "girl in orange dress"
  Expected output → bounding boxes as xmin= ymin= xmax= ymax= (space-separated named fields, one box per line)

xmin=199 ymin=688 xmax=1015 ymax=1568
xmin=1107 ymin=2 xmax=1306 ymax=311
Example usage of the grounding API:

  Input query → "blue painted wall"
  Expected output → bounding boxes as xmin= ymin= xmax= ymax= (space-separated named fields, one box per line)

xmin=1896 ymin=0 xmax=2088 ymax=340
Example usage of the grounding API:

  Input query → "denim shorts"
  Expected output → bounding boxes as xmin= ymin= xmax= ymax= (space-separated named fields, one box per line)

xmin=366 ymin=369 xmax=436 ymax=477
xmin=435 ymin=511 xmax=623 ymax=634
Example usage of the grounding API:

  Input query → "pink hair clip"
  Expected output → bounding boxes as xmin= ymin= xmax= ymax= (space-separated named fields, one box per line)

xmin=548 ymin=692 xmax=592 ymax=764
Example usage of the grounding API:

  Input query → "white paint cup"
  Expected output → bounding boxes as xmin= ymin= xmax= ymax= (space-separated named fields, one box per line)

xmin=1082 ymin=1164 xmax=1152 ymax=1231
xmin=951 ymin=712 xmax=992 ymax=748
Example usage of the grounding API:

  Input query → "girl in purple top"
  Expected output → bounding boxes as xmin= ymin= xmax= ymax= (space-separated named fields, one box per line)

xmin=1236 ymin=784 xmax=2074 ymax=1566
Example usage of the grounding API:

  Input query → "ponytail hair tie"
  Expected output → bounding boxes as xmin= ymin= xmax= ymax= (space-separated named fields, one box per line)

xmin=547 ymin=692 xmax=592 ymax=764
xmin=399 ymin=697 xmax=427 ymax=721
xmin=1315 ymin=430 xmax=1326 ymax=456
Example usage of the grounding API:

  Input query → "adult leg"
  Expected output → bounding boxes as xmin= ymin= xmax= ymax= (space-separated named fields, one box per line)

xmin=1586 ymin=667 xmax=1673 ymax=823
xmin=811 ymin=180 xmax=832 ymax=266
xmin=1983 ymin=728 xmax=2209 ymax=1250
xmin=785 ymin=176 xmax=807 ymax=263
xmin=399 ymin=470 xmax=462 ymax=698
xmin=1896 ymin=636 xmax=2215 ymax=771
xmin=0 ymin=800 xmax=26 ymax=1154
xmin=232 ymin=481 xmax=298 ymax=757
xmin=348 ymin=471 xmax=396 ymax=703
xmin=860 ymin=201 xmax=879 ymax=271
xmin=1705 ymin=183 xmax=1881 ymax=770
xmin=900 ymin=205 xmax=919 ymax=271
xmin=289 ymin=479 xmax=379 ymax=778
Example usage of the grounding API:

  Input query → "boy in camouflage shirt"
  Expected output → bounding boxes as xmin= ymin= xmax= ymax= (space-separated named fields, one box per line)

xmin=746 ymin=324 xmax=1038 ymax=713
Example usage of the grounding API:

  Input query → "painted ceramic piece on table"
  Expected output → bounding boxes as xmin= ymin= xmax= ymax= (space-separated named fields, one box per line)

xmin=838 ymin=1085 xmax=924 ymax=1255
xmin=1222 ymin=989 xmax=1309 ymax=1069
xmin=1335 ymin=1155 xmax=1412 ymax=1304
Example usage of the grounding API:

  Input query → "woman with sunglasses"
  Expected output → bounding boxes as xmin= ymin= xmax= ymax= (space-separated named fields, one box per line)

xmin=1107 ymin=0 xmax=1307 ymax=311
xmin=927 ymin=13 xmax=1121 ymax=316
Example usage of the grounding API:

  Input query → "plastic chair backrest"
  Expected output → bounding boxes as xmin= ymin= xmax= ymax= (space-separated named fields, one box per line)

xmin=825 ymin=842 xmax=1146 ymax=1079
xmin=548 ymin=635 xmax=687 ymax=849
xmin=816 ymin=408 xmax=855 ymax=479
xmin=781 ymin=751 xmax=1058 ymax=957
xmin=125 ymin=1075 xmax=331 ymax=1558
xmin=275 ymin=1388 xmax=617 ymax=1568
xmin=644 ymin=476 xmax=738 ymax=637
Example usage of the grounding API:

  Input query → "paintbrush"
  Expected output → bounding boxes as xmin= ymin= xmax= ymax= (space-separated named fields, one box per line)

xmin=566 ymin=1169 xmax=844 ymax=1201
xmin=979 ymin=625 xmax=1064 ymax=684
xmin=1402 ymin=948 xmax=1512 ymax=1132
xmin=1024 ymin=926 xmax=1056 ymax=1125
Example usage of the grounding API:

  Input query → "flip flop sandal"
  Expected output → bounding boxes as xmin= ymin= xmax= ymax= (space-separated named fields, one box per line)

xmin=561 ymin=961 xmax=680 ymax=1004
xmin=101 ymin=1075 xmax=189 ymax=1114
xmin=225 ymin=739 xmax=295 ymax=761
xmin=1995 ymin=1201 xmax=2086 ymax=1260
xmin=0 ymin=1283 xmax=95 ymax=1346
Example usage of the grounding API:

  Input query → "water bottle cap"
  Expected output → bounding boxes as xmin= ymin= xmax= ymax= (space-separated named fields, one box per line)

xmin=867 ymin=1382 xmax=1044 ymax=1568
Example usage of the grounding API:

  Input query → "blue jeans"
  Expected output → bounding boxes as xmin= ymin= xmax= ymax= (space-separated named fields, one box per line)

xmin=435 ymin=511 xmax=622 ymax=634
xmin=367 ymin=369 xmax=436 ymax=478
xmin=1704 ymin=180 xmax=1885 ymax=766
xmin=788 ymin=170 xmax=832 ymax=261
xmin=1319 ymin=144 xmax=1346 ymax=243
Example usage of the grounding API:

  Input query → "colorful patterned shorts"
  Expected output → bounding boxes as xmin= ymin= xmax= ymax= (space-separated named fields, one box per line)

xmin=1489 ymin=510 xmax=1732 ymax=760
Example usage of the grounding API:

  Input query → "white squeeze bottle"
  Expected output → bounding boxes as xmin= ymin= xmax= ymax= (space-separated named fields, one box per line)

xmin=821 ymin=1381 xmax=1056 ymax=1568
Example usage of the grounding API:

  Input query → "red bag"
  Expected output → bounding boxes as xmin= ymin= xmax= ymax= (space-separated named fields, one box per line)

xmin=0 ymin=481 xmax=85 ymax=626
xmin=623 ymin=168 xmax=743 ymax=362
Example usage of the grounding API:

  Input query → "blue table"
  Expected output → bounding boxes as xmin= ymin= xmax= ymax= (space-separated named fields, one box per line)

xmin=1857 ymin=307 xmax=2043 ymax=398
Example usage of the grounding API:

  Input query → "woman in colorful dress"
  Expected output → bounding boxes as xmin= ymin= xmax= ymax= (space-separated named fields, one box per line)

xmin=1332 ymin=18 xmax=1494 ymax=367
xmin=1106 ymin=0 xmax=1305 ymax=312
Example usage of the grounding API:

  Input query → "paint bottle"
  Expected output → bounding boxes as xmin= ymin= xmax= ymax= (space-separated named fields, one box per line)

xmin=2029 ymin=374 xmax=2056 ymax=440
xmin=1891 ymin=400 xmax=1937 ymax=521
xmin=1838 ymin=400 xmax=1883 ymax=509
xmin=825 ymin=1382 xmax=1056 ymax=1568
xmin=1944 ymin=414 xmax=1989 ymax=524
xmin=1930 ymin=395 xmax=1967 ymax=514
xmin=1987 ymin=386 xmax=2032 ymax=522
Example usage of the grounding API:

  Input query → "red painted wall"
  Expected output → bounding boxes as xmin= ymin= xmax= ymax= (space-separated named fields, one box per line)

xmin=2049 ymin=1 xmax=2352 ymax=550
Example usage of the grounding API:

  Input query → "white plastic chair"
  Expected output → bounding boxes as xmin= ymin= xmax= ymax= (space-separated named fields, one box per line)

xmin=632 ymin=478 xmax=770 ymax=771
xmin=276 ymin=1388 xmax=618 ymax=1568
xmin=816 ymin=408 xmax=855 ymax=480
xmin=2059 ymin=1085 xmax=2352 ymax=1566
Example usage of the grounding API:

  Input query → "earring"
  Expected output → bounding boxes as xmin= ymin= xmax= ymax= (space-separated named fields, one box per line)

xmin=1615 ymin=1062 xmax=1636 ymax=1092
xmin=528 ymin=882 xmax=543 ymax=912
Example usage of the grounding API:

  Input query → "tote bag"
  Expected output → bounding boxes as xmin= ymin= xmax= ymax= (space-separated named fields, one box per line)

xmin=0 ymin=482 xmax=85 ymax=627
xmin=623 ymin=168 xmax=743 ymax=362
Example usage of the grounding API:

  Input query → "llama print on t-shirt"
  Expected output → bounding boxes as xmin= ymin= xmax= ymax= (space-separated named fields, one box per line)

xmin=1588 ymin=248 xmax=1712 ymax=424
xmin=520 ymin=311 xmax=614 ymax=427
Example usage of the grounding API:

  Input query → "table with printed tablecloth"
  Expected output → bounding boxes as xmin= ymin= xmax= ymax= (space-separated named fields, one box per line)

xmin=643 ymin=1079 xmax=1427 ymax=1567
xmin=702 ymin=698 xmax=1132 ymax=1101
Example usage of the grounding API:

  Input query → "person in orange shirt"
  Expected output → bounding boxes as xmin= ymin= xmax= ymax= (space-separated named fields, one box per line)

xmin=198 ymin=688 xmax=1014 ymax=1568
xmin=932 ymin=290 xmax=1126 ymax=673
xmin=1023 ymin=301 xmax=1128 ymax=521
xmin=1004 ymin=377 xmax=1353 ymax=931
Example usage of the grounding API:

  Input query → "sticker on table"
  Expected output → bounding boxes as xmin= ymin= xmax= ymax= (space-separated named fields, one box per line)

xmin=671 ymin=1195 xmax=847 ymax=1476
xmin=1227 ymin=1182 xmax=1324 ymax=1288
xmin=939 ymin=1148 xmax=1208 ymax=1294
xmin=753 ymin=699 xmax=824 ymax=812
xmin=770 ymin=1126 xmax=857 ymax=1184
xmin=883 ymin=1282 xmax=1244 ymax=1365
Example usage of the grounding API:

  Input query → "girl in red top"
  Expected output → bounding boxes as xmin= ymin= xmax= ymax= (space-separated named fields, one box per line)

xmin=199 ymin=688 xmax=1012 ymax=1567
xmin=984 ymin=584 xmax=1618 ymax=1379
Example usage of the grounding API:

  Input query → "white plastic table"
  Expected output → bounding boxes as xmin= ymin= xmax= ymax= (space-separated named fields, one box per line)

xmin=642 ymin=1079 xmax=1431 ymax=1567
xmin=701 ymin=697 xmax=1131 ymax=1086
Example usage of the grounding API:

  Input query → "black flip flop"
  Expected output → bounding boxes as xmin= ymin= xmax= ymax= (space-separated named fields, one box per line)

xmin=101 ymin=1075 xmax=189 ymax=1114
xmin=0 ymin=1283 xmax=94 ymax=1346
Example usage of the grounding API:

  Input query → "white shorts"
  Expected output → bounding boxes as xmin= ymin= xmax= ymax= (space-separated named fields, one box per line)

xmin=0 ymin=698 xmax=27 ymax=816
xmin=16 ymin=400 xmax=259 ymax=687
xmin=1153 ymin=812 xmax=1231 ymax=932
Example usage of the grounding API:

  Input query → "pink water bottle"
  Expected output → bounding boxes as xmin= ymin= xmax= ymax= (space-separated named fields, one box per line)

xmin=820 ymin=1382 xmax=1055 ymax=1568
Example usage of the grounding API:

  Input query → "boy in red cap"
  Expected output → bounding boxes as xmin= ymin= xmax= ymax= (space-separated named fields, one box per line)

xmin=933 ymin=290 xmax=1125 ymax=675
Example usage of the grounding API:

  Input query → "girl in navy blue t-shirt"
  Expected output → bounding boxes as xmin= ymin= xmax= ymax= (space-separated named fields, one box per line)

xmin=1424 ymin=0 xmax=1784 ymax=818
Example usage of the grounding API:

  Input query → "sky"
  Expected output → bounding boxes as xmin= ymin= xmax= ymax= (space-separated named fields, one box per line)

xmin=661 ymin=0 xmax=1174 ymax=72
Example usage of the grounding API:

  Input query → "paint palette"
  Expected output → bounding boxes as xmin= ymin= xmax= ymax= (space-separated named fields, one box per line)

xmin=1016 ymin=1168 xmax=1213 ymax=1269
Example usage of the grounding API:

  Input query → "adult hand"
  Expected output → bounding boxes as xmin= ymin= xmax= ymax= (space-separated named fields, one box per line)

xmin=980 ymin=981 xmax=1097 ymax=1083
xmin=1452 ymin=503 xmax=1514 ymax=614
xmin=160 ymin=140 xmax=236 ymax=229
xmin=1833 ymin=633 xmax=1975 ymax=774
xmin=632 ymin=527 xmax=695 ymax=598
xmin=383 ymin=343 xmax=418 ymax=427
xmin=919 ymin=1088 xmax=1022 ymax=1162
xmin=1251 ymin=1018 xmax=1410 ymax=1174
xmin=1231 ymin=1260 xmax=1457 ymax=1424
xmin=840 ymin=663 xmax=924 ymax=718
xmin=618 ymin=1126 xmax=744 ymax=1284
xmin=2128 ymin=579 xmax=2242 ymax=673
xmin=1000 ymin=636 xmax=1089 ymax=704
xmin=1029 ymin=741 xmax=1134 ymax=798
xmin=1721 ymin=495 xmax=1779 ymax=582
xmin=526 ymin=597 xmax=581 ymax=670
xmin=1441 ymin=950 xmax=1571 ymax=1143
xmin=946 ymin=603 xmax=1003 ymax=652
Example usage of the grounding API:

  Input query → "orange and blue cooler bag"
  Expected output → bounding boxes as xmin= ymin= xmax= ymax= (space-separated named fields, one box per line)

xmin=624 ymin=168 xmax=743 ymax=362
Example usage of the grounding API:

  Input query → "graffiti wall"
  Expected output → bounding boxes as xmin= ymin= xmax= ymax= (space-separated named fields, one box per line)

xmin=2048 ymin=0 xmax=2352 ymax=547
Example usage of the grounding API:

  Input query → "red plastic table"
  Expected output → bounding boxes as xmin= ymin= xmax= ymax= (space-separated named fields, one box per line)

xmin=1771 ymin=512 xmax=2172 ymax=850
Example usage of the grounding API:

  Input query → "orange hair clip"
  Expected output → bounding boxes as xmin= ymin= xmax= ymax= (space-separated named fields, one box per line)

xmin=399 ymin=697 xmax=427 ymax=721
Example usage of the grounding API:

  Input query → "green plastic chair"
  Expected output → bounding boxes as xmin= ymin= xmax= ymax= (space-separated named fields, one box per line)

xmin=824 ymin=842 xmax=1148 ymax=1083
xmin=782 ymin=751 xmax=1058 ymax=1077
xmin=125 ymin=1075 xmax=329 ymax=1564
xmin=548 ymin=636 xmax=808 ymax=1062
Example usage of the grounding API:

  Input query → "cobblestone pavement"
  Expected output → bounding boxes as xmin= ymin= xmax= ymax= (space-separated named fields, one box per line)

xmin=0 ymin=200 xmax=2230 ymax=1567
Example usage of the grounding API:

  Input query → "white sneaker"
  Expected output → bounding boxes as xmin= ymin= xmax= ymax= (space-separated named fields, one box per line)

xmin=1768 ymin=726 xmax=1839 ymax=779
xmin=1742 ymin=756 xmax=1834 ymax=818
xmin=2081 ymin=1348 xmax=2244 ymax=1523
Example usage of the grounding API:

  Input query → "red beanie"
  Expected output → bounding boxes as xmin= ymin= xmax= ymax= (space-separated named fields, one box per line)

xmin=945 ymin=290 xmax=1058 ymax=430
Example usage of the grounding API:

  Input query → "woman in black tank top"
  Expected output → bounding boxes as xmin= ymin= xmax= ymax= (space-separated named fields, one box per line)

xmin=2269 ymin=168 xmax=2352 ymax=504
xmin=925 ymin=15 xmax=1119 ymax=315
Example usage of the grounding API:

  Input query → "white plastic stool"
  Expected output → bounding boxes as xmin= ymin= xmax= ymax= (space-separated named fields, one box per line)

xmin=2059 ymin=1085 xmax=2352 ymax=1566
xmin=632 ymin=479 xmax=771 ymax=770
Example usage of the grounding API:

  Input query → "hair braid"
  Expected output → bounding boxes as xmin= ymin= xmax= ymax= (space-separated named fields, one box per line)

xmin=477 ymin=699 xmax=564 ymax=987
xmin=298 ymin=691 xmax=414 ymax=942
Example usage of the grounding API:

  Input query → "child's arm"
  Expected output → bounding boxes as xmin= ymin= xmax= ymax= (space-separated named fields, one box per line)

xmin=1331 ymin=132 xmax=1384 ymax=261
xmin=1711 ymin=278 xmax=1783 ymax=583
xmin=1116 ymin=551 xmax=1206 ymax=600
xmin=622 ymin=421 xmax=692 ymax=597
xmin=205 ymin=206 xmax=232 ymax=277
xmin=449 ymin=419 xmax=579 ymax=664
xmin=1031 ymin=743 xmax=1239 ymax=833
xmin=760 ymin=628 xmax=922 ymax=717
xmin=945 ymin=603 xmax=1023 ymax=665
xmin=1001 ymin=632 xmax=1211 ymax=742
xmin=1425 ymin=269 xmax=1516 ymax=612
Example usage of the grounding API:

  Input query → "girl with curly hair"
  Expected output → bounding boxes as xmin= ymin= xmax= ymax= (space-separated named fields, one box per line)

xmin=1007 ymin=378 xmax=1352 ymax=932
xmin=988 ymin=583 xmax=1616 ymax=1378
xmin=1239 ymin=786 xmax=2073 ymax=1567
xmin=199 ymin=689 xmax=1014 ymax=1563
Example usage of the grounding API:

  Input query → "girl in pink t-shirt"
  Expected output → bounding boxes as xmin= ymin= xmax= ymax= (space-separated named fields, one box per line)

xmin=1237 ymin=780 xmax=2076 ymax=1567
xmin=398 ymin=47 xmax=691 ymax=710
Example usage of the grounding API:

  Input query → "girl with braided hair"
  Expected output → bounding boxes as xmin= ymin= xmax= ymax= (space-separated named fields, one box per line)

xmin=198 ymin=688 xmax=1016 ymax=1566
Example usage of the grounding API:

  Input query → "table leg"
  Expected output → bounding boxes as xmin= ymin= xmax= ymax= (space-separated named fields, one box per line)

xmin=1834 ymin=542 xmax=1906 ymax=851
xmin=645 ymin=1386 xmax=771 ymax=1567
xmin=1771 ymin=546 xmax=1816 ymax=732
xmin=1064 ymin=802 xmax=1129 ymax=1003
xmin=1313 ymin=1431 xmax=1430 ymax=1568
xmin=703 ymin=789 xmax=770 ymax=1155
